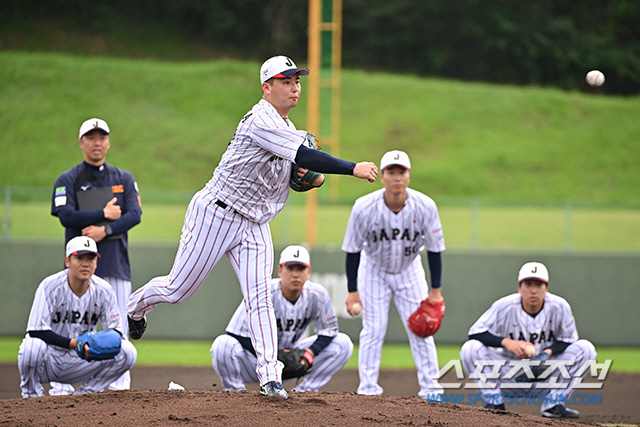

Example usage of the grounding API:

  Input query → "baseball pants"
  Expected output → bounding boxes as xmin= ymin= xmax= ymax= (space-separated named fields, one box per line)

xmin=127 ymin=189 xmax=282 ymax=385
xmin=18 ymin=336 xmax=137 ymax=398
xmin=104 ymin=276 xmax=132 ymax=390
xmin=211 ymin=333 xmax=353 ymax=392
xmin=48 ymin=277 xmax=132 ymax=395
xmin=357 ymin=254 xmax=442 ymax=399
xmin=460 ymin=338 xmax=597 ymax=411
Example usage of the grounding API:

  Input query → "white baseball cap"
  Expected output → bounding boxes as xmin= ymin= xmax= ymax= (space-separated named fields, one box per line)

xmin=518 ymin=262 xmax=549 ymax=283
xmin=380 ymin=150 xmax=411 ymax=170
xmin=260 ymin=56 xmax=310 ymax=84
xmin=79 ymin=118 xmax=110 ymax=139
xmin=279 ymin=245 xmax=310 ymax=267
xmin=66 ymin=236 xmax=100 ymax=257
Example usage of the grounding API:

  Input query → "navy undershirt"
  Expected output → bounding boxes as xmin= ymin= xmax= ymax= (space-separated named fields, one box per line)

xmin=345 ymin=251 xmax=442 ymax=293
xmin=295 ymin=144 xmax=356 ymax=175
xmin=227 ymin=331 xmax=333 ymax=356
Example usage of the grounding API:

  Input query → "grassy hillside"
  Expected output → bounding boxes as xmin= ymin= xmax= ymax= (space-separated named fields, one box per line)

xmin=1 ymin=51 xmax=640 ymax=205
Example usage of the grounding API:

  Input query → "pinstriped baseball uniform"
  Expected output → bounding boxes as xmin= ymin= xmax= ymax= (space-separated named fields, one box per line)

xmin=127 ymin=99 xmax=309 ymax=385
xmin=18 ymin=270 xmax=137 ymax=397
xmin=460 ymin=293 xmax=596 ymax=410
xmin=342 ymin=187 xmax=446 ymax=398
xmin=211 ymin=278 xmax=353 ymax=392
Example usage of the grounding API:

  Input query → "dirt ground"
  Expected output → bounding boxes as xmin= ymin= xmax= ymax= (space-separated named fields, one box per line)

xmin=1 ymin=363 xmax=638 ymax=426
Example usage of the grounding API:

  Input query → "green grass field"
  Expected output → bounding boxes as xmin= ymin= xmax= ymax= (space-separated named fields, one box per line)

xmin=2 ymin=337 xmax=637 ymax=372
xmin=1 ymin=51 xmax=640 ymax=206
xmin=3 ymin=201 xmax=640 ymax=251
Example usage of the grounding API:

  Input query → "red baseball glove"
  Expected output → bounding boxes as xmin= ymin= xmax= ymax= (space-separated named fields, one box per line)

xmin=407 ymin=297 xmax=445 ymax=338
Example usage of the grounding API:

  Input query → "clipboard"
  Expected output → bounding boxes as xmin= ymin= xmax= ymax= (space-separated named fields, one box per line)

xmin=76 ymin=187 xmax=120 ymax=239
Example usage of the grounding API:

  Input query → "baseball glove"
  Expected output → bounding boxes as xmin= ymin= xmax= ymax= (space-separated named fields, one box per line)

xmin=514 ymin=352 xmax=550 ymax=383
xmin=278 ymin=348 xmax=314 ymax=380
xmin=76 ymin=329 xmax=122 ymax=361
xmin=290 ymin=132 xmax=323 ymax=192
xmin=407 ymin=297 xmax=445 ymax=338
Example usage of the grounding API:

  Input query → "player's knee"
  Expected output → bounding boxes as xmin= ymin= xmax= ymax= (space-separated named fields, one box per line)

xmin=19 ymin=337 xmax=47 ymax=366
xmin=120 ymin=341 xmax=137 ymax=370
xmin=337 ymin=333 xmax=354 ymax=354
xmin=460 ymin=339 xmax=483 ymax=358
xmin=210 ymin=335 xmax=236 ymax=367
xmin=460 ymin=339 xmax=484 ymax=373
xmin=331 ymin=333 xmax=354 ymax=364
xmin=575 ymin=339 xmax=597 ymax=361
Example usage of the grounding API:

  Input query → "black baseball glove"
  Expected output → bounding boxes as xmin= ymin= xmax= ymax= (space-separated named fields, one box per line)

xmin=290 ymin=132 xmax=323 ymax=192
xmin=513 ymin=352 xmax=550 ymax=382
xmin=278 ymin=348 xmax=313 ymax=380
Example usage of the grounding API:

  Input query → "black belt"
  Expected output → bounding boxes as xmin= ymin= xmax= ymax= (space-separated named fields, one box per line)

xmin=215 ymin=200 xmax=228 ymax=209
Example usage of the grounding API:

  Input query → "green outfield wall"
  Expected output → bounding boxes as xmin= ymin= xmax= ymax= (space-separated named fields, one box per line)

xmin=1 ymin=241 xmax=637 ymax=346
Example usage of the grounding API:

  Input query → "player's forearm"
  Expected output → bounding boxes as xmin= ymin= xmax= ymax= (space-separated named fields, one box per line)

xmin=427 ymin=251 xmax=442 ymax=288
xmin=28 ymin=330 xmax=72 ymax=349
xmin=469 ymin=331 xmax=504 ymax=348
xmin=295 ymin=144 xmax=356 ymax=175
xmin=108 ymin=209 xmax=141 ymax=234
xmin=57 ymin=208 xmax=105 ymax=229
xmin=308 ymin=335 xmax=334 ymax=356
xmin=545 ymin=340 xmax=570 ymax=355
xmin=345 ymin=252 xmax=361 ymax=292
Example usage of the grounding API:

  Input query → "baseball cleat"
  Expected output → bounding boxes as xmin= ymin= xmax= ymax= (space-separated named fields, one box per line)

xmin=128 ymin=315 xmax=147 ymax=340
xmin=541 ymin=404 xmax=579 ymax=418
xmin=259 ymin=381 xmax=288 ymax=399
xmin=483 ymin=403 xmax=506 ymax=411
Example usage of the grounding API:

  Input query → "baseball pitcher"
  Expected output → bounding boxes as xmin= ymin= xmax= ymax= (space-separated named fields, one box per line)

xmin=127 ymin=55 xmax=377 ymax=399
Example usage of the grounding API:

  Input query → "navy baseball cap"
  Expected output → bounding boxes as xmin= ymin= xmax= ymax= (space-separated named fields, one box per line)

xmin=260 ymin=56 xmax=310 ymax=83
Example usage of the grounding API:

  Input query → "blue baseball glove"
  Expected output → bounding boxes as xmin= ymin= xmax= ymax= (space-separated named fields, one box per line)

xmin=76 ymin=329 xmax=122 ymax=361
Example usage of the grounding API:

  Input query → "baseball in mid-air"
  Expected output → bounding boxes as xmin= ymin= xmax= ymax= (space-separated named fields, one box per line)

xmin=524 ymin=343 xmax=536 ymax=358
xmin=351 ymin=302 xmax=362 ymax=316
xmin=586 ymin=70 xmax=605 ymax=87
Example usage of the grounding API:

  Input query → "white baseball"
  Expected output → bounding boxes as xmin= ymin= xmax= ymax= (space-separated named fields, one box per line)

xmin=586 ymin=70 xmax=605 ymax=87
xmin=524 ymin=343 xmax=536 ymax=358
xmin=351 ymin=302 xmax=362 ymax=316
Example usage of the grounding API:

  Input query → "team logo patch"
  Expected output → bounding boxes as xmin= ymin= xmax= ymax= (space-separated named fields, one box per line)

xmin=108 ymin=310 xmax=120 ymax=323
xmin=55 ymin=186 xmax=66 ymax=196
xmin=112 ymin=184 xmax=124 ymax=193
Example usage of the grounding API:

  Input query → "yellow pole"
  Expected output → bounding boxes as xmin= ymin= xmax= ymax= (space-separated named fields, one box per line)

xmin=306 ymin=0 xmax=321 ymax=246
xmin=330 ymin=0 xmax=342 ymax=200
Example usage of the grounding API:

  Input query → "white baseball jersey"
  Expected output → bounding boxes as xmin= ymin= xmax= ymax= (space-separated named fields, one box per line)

xmin=19 ymin=270 xmax=136 ymax=397
xmin=468 ymin=292 xmax=579 ymax=357
xmin=341 ymin=187 xmax=445 ymax=399
xmin=128 ymin=98 xmax=309 ymax=386
xmin=226 ymin=278 xmax=339 ymax=344
xmin=206 ymin=98 xmax=308 ymax=224
xmin=342 ymin=188 xmax=445 ymax=271
xmin=461 ymin=293 xmax=595 ymax=410
xmin=26 ymin=270 xmax=122 ymax=340
xmin=211 ymin=278 xmax=353 ymax=392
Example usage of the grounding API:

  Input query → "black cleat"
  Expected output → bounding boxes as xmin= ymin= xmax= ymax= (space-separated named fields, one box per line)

xmin=541 ymin=404 xmax=579 ymax=418
xmin=128 ymin=315 xmax=147 ymax=340
xmin=484 ymin=403 xmax=506 ymax=411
